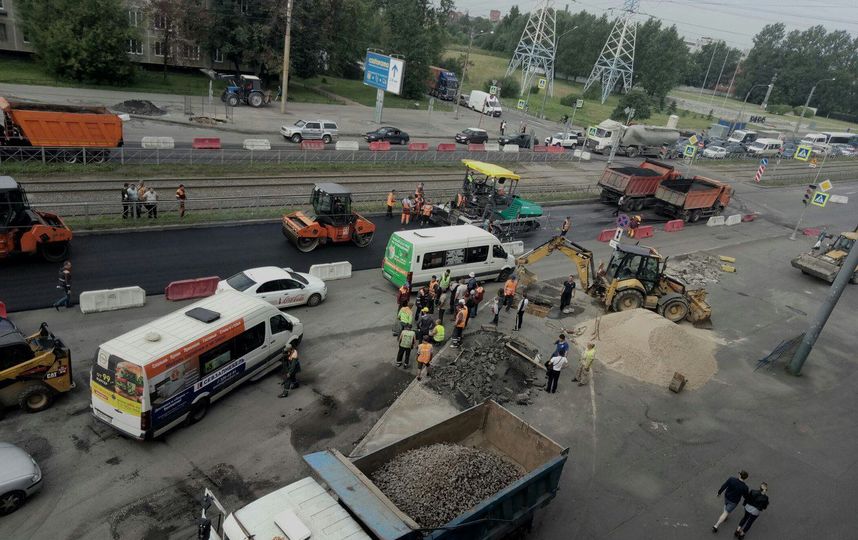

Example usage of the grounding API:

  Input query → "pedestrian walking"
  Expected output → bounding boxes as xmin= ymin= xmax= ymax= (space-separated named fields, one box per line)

xmin=490 ymin=292 xmax=501 ymax=325
xmin=552 ymin=334 xmax=569 ymax=357
xmin=416 ymin=307 xmax=434 ymax=343
xmin=712 ymin=470 xmax=750 ymax=533
xmin=472 ymin=282 xmax=484 ymax=317
xmin=559 ymin=216 xmax=571 ymax=237
xmin=176 ymin=184 xmax=187 ymax=218
xmin=121 ymin=183 xmax=130 ymax=218
xmin=396 ymin=282 xmax=410 ymax=310
xmin=397 ymin=303 xmax=414 ymax=334
xmin=503 ymin=275 xmax=518 ymax=311
xmin=401 ymin=195 xmax=413 ymax=226
xmin=278 ymin=344 xmax=301 ymax=397
xmin=416 ymin=337 xmax=434 ymax=381
xmin=500 ymin=120 xmax=507 ymax=136
xmin=53 ymin=261 xmax=73 ymax=310
xmin=386 ymin=189 xmax=396 ymax=219
xmin=396 ymin=324 xmax=417 ymax=368
xmin=545 ymin=352 xmax=568 ymax=393
xmin=735 ymin=483 xmax=769 ymax=538
xmin=430 ymin=319 xmax=445 ymax=345
xmin=447 ymin=280 xmax=458 ymax=315
xmin=451 ymin=300 xmax=468 ymax=348
xmin=144 ymin=187 xmax=158 ymax=218
xmin=613 ymin=195 xmax=625 ymax=216
xmin=513 ymin=294 xmax=528 ymax=331
xmin=435 ymin=283 xmax=448 ymax=323
xmin=464 ymin=292 xmax=476 ymax=326
xmin=573 ymin=342 xmax=596 ymax=385
xmin=127 ymin=183 xmax=140 ymax=218
xmin=559 ymin=275 xmax=576 ymax=314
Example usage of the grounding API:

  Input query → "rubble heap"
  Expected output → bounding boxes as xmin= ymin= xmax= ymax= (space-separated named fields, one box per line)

xmin=427 ymin=331 xmax=536 ymax=406
xmin=371 ymin=443 xmax=523 ymax=528
xmin=112 ymin=100 xmax=166 ymax=116
xmin=665 ymin=254 xmax=721 ymax=287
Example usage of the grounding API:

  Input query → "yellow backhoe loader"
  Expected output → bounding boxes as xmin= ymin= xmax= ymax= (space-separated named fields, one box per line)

xmin=515 ymin=236 xmax=711 ymax=323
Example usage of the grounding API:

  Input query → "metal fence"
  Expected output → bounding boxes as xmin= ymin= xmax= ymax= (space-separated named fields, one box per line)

xmin=0 ymin=146 xmax=583 ymax=166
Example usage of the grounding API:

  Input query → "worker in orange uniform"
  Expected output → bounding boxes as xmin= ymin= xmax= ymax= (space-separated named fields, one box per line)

xmin=414 ymin=191 xmax=424 ymax=217
xmin=386 ymin=189 xmax=396 ymax=219
xmin=401 ymin=195 xmax=413 ymax=226
xmin=456 ymin=192 xmax=465 ymax=209
xmin=503 ymin=275 xmax=518 ymax=312
xmin=451 ymin=300 xmax=468 ymax=348
xmin=416 ymin=337 xmax=434 ymax=380
xmin=628 ymin=215 xmax=642 ymax=238
xmin=421 ymin=198 xmax=433 ymax=226
xmin=396 ymin=282 xmax=411 ymax=310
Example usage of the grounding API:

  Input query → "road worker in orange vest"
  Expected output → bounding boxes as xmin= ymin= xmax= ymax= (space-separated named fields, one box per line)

xmin=421 ymin=199 xmax=432 ymax=226
xmin=503 ymin=275 xmax=518 ymax=312
xmin=396 ymin=282 xmax=411 ymax=310
xmin=416 ymin=337 xmax=433 ymax=380
xmin=451 ymin=300 xmax=468 ymax=348
xmin=386 ymin=189 xmax=396 ymax=219
xmin=401 ymin=195 xmax=413 ymax=225
xmin=627 ymin=215 xmax=642 ymax=238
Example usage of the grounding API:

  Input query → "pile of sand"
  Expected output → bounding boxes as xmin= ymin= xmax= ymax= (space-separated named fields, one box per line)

xmin=665 ymin=254 xmax=722 ymax=288
xmin=579 ymin=309 xmax=718 ymax=390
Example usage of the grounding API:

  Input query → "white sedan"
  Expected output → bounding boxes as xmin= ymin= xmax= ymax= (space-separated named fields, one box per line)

xmin=703 ymin=146 xmax=727 ymax=159
xmin=217 ymin=266 xmax=327 ymax=308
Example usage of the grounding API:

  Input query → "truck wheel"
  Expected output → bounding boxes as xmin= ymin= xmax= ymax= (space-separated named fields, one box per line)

xmin=227 ymin=95 xmax=239 ymax=107
xmin=248 ymin=93 xmax=264 ymax=107
xmin=625 ymin=146 xmax=639 ymax=158
xmin=659 ymin=297 xmax=690 ymax=322
xmin=62 ymin=151 xmax=78 ymax=164
xmin=295 ymin=237 xmax=319 ymax=252
xmin=689 ymin=209 xmax=702 ymax=223
xmin=39 ymin=241 xmax=70 ymax=263
xmin=352 ymin=231 xmax=373 ymax=247
xmin=291 ymin=133 xmax=303 ymax=144
xmin=633 ymin=199 xmax=646 ymax=211
xmin=612 ymin=289 xmax=644 ymax=312
xmin=18 ymin=385 xmax=54 ymax=413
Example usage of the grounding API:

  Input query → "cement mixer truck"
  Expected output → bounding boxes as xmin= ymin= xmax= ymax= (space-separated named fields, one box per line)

xmin=586 ymin=119 xmax=681 ymax=158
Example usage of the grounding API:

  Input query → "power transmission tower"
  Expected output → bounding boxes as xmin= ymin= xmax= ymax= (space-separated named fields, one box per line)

xmin=506 ymin=0 xmax=557 ymax=97
xmin=582 ymin=0 xmax=639 ymax=104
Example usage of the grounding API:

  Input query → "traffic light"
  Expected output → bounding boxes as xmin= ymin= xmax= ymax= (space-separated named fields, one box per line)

xmin=803 ymin=184 xmax=817 ymax=205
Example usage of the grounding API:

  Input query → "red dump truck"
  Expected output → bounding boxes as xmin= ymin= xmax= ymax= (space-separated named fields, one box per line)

xmin=598 ymin=159 xmax=678 ymax=211
xmin=654 ymin=176 xmax=732 ymax=222
xmin=0 ymin=97 xmax=123 ymax=163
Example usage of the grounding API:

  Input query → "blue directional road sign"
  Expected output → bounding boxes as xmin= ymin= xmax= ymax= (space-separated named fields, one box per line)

xmin=363 ymin=52 xmax=405 ymax=95
xmin=617 ymin=213 xmax=630 ymax=228
xmin=760 ymin=158 xmax=769 ymax=167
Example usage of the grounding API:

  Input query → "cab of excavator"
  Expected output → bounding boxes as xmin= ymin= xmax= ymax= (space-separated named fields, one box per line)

xmin=830 ymin=233 xmax=856 ymax=253
xmin=605 ymin=245 xmax=663 ymax=293
xmin=310 ymin=182 xmax=353 ymax=226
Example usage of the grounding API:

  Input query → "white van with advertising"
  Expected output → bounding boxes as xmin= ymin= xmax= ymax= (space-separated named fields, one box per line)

xmin=746 ymin=138 xmax=783 ymax=157
xmin=381 ymin=225 xmax=515 ymax=287
xmin=90 ymin=290 xmax=303 ymax=440
xmin=468 ymin=90 xmax=502 ymax=117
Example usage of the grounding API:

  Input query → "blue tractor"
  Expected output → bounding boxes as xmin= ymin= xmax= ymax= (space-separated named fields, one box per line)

xmin=220 ymin=74 xmax=269 ymax=108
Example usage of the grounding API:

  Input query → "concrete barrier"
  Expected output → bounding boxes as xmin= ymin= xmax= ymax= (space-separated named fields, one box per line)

xmin=707 ymin=216 xmax=726 ymax=226
xmin=243 ymin=138 xmax=271 ymax=150
xmin=573 ymin=149 xmax=591 ymax=161
xmin=532 ymin=145 xmax=547 ymax=153
xmin=597 ymin=228 xmax=615 ymax=242
xmin=502 ymin=144 xmax=520 ymax=153
xmin=335 ymin=140 xmax=360 ymax=151
xmin=664 ymin=219 xmax=685 ymax=232
xmin=300 ymin=140 xmax=326 ymax=151
xmin=408 ymin=142 xmax=429 ymax=151
xmin=484 ymin=143 xmax=500 ymax=152
xmin=725 ymin=214 xmax=742 ymax=226
xmin=502 ymin=241 xmax=525 ymax=256
xmin=368 ymin=141 xmax=391 ymax=151
xmin=192 ymin=137 xmax=221 ymax=150
xmin=437 ymin=143 xmax=456 ymax=152
xmin=546 ymin=145 xmax=565 ymax=154
xmin=79 ymin=286 xmax=146 ymax=314
xmin=165 ymin=276 xmax=220 ymax=301
xmin=468 ymin=143 xmax=486 ymax=152
xmin=635 ymin=225 xmax=654 ymax=239
xmin=309 ymin=261 xmax=352 ymax=281
xmin=141 ymin=136 xmax=175 ymax=149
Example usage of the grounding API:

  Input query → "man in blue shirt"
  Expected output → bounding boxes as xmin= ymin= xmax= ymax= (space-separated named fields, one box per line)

xmin=553 ymin=334 xmax=569 ymax=357
xmin=712 ymin=470 xmax=750 ymax=533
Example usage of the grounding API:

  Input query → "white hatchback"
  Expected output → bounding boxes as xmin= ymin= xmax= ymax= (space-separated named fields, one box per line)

xmin=218 ymin=267 xmax=327 ymax=308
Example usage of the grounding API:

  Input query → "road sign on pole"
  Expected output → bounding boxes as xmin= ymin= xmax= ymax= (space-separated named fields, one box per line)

xmin=818 ymin=179 xmax=832 ymax=192
xmin=538 ymin=78 xmax=547 ymax=89
xmin=575 ymin=99 xmax=584 ymax=109
xmin=688 ymin=134 xmax=699 ymax=146
xmin=795 ymin=145 xmax=812 ymax=161
xmin=683 ymin=145 xmax=697 ymax=158
xmin=811 ymin=192 xmax=829 ymax=207
xmin=489 ymin=85 xmax=498 ymax=96
xmin=609 ymin=227 xmax=624 ymax=249
xmin=516 ymin=99 xmax=526 ymax=110
xmin=754 ymin=157 xmax=768 ymax=183
xmin=363 ymin=51 xmax=404 ymax=95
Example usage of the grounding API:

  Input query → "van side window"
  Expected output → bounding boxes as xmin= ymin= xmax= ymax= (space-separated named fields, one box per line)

xmin=234 ymin=322 xmax=266 ymax=358
xmin=465 ymin=245 xmax=489 ymax=263
xmin=493 ymin=245 xmax=507 ymax=259
xmin=445 ymin=248 xmax=465 ymax=265
xmin=200 ymin=341 xmax=233 ymax=375
xmin=270 ymin=315 xmax=293 ymax=334
xmin=422 ymin=250 xmax=446 ymax=270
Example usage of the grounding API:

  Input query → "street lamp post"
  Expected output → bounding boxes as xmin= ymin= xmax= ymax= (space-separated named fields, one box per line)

xmin=454 ymin=30 xmax=490 ymax=120
xmin=792 ymin=77 xmax=836 ymax=138
xmin=735 ymin=83 xmax=769 ymax=127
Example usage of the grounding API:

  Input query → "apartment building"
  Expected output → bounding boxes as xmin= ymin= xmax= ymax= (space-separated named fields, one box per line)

xmin=0 ymin=0 xmax=229 ymax=70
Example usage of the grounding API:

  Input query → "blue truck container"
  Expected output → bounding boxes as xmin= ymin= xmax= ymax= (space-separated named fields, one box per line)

xmin=304 ymin=400 xmax=569 ymax=540
xmin=428 ymin=66 xmax=460 ymax=101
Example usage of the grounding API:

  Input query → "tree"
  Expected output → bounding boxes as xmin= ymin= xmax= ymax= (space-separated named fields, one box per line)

xmin=633 ymin=19 xmax=689 ymax=103
xmin=18 ymin=0 xmax=135 ymax=84
xmin=610 ymin=89 xmax=653 ymax=121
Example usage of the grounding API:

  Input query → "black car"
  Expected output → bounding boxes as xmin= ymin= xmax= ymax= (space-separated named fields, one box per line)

xmin=723 ymin=142 xmax=746 ymax=157
xmin=455 ymin=128 xmax=489 ymax=144
xmin=498 ymin=133 xmax=534 ymax=149
xmin=365 ymin=126 xmax=410 ymax=144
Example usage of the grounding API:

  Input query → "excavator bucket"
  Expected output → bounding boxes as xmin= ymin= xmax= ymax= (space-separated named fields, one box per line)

xmin=517 ymin=266 xmax=539 ymax=289
xmin=685 ymin=289 xmax=711 ymax=324
xmin=791 ymin=253 xmax=840 ymax=283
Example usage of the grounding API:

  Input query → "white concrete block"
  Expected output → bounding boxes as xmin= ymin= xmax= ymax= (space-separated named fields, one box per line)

xmin=309 ymin=261 xmax=352 ymax=281
xmin=80 ymin=286 xmax=146 ymax=314
xmin=484 ymin=143 xmax=500 ymax=152
xmin=502 ymin=144 xmax=519 ymax=153
xmin=335 ymin=140 xmax=360 ymax=151
xmin=242 ymin=138 xmax=271 ymax=150
xmin=725 ymin=214 xmax=742 ymax=226
xmin=707 ymin=216 xmax=726 ymax=227
xmin=140 ymin=137 xmax=175 ymax=149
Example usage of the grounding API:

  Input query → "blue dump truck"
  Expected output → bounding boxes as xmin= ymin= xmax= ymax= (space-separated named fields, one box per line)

xmin=200 ymin=400 xmax=568 ymax=540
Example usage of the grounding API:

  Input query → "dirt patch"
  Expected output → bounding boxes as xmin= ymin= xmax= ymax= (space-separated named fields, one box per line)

xmin=665 ymin=254 xmax=722 ymax=287
xmin=427 ymin=331 xmax=537 ymax=407
xmin=580 ymin=309 xmax=718 ymax=390
xmin=112 ymin=99 xmax=166 ymax=116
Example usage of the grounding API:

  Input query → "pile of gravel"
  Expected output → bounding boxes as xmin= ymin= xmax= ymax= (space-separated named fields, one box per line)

xmin=112 ymin=99 xmax=166 ymax=116
xmin=371 ymin=443 xmax=523 ymax=528
xmin=427 ymin=331 xmax=536 ymax=407
xmin=665 ymin=254 xmax=722 ymax=287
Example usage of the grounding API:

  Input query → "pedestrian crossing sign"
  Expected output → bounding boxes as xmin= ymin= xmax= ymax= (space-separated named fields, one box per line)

xmin=588 ymin=125 xmax=597 ymax=137
xmin=683 ymin=144 xmax=697 ymax=158
xmin=795 ymin=145 xmax=812 ymax=161
xmin=538 ymin=78 xmax=547 ymax=89
xmin=489 ymin=85 xmax=498 ymax=95
xmin=516 ymin=99 xmax=526 ymax=110
xmin=811 ymin=191 xmax=829 ymax=207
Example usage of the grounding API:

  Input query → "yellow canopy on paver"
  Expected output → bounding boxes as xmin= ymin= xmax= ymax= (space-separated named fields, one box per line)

xmin=461 ymin=160 xmax=521 ymax=180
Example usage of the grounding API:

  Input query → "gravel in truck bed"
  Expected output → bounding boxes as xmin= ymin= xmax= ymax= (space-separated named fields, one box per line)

xmin=370 ymin=443 xmax=523 ymax=528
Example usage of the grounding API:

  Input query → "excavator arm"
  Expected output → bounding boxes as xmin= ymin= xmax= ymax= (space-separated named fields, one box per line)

xmin=515 ymin=236 xmax=595 ymax=290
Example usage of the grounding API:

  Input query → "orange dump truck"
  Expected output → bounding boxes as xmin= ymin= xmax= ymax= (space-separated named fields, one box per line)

xmin=654 ymin=176 xmax=732 ymax=223
xmin=0 ymin=97 xmax=123 ymax=162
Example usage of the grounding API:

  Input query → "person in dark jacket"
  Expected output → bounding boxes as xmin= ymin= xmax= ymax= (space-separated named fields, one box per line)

xmin=712 ymin=470 xmax=749 ymax=533
xmin=735 ymin=483 xmax=768 ymax=538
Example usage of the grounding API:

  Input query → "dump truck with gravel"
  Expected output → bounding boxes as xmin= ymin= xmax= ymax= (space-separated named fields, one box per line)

xmin=791 ymin=231 xmax=858 ymax=284
xmin=654 ymin=175 xmax=732 ymax=223
xmin=199 ymin=401 xmax=567 ymax=540
xmin=597 ymin=159 xmax=679 ymax=211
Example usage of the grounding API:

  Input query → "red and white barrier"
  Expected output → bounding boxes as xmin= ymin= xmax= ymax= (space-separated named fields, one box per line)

xmin=165 ymin=276 xmax=220 ymax=301
xmin=664 ymin=219 xmax=685 ymax=232
xmin=192 ymin=138 xmax=221 ymax=150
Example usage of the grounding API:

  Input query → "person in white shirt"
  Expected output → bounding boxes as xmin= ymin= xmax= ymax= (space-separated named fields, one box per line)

xmin=144 ymin=187 xmax=158 ymax=218
xmin=513 ymin=294 xmax=529 ymax=331
xmin=545 ymin=353 xmax=568 ymax=393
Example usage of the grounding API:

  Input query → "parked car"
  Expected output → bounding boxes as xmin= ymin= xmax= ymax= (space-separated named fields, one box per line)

xmin=279 ymin=119 xmax=339 ymax=144
xmin=455 ymin=128 xmax=489 ymax=144
xmin=702 ymin=146 xmax=727 ymax=159
xmin=0 ymin=443 xmax=42 ymax=515
xmin=723 ymin=142 xmax=747 ymax=157
xmin=830 ymin=143 xmax=857 ymax=157
xmin=217 ymin=267 xmax=328 ymax=308
xmin=545 ymin=131 xmax=583 ymax=148
xmin=365 ymin=126 xmax=410 ymax=145
xmin=458 ymin=93 xmax=470 ymax=106
xmin=704 ymin=137 xmax=726 ymax=148
xmin=498 ymin=133 xmax=534 ymax=149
